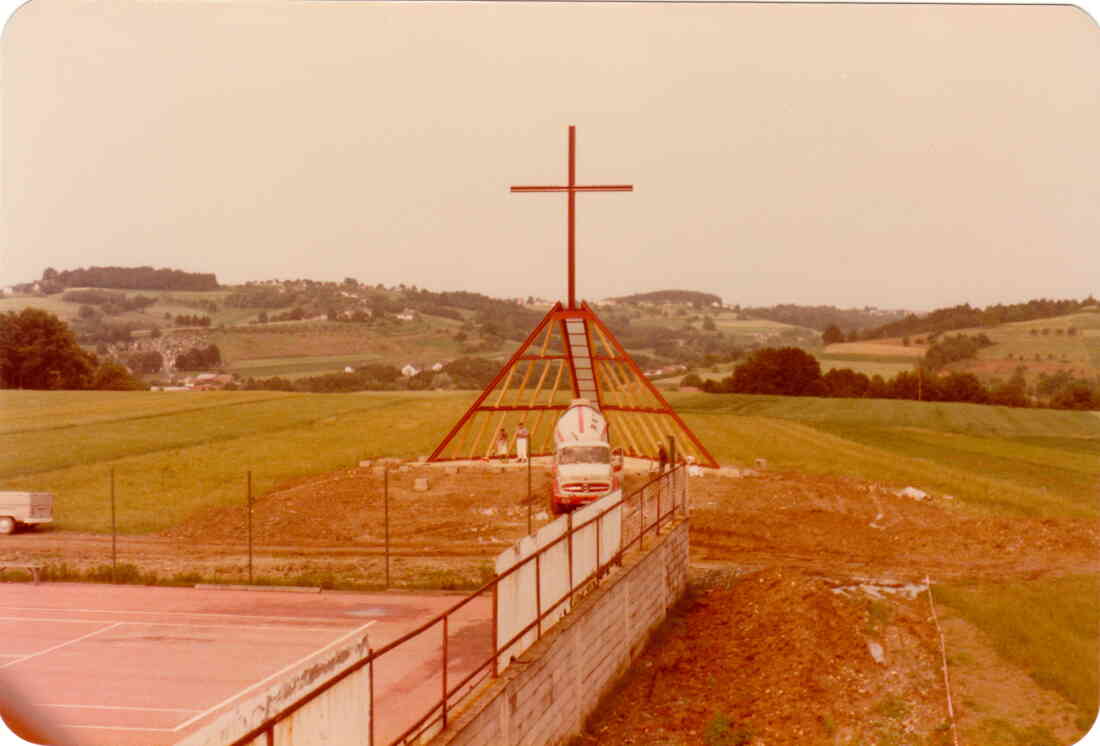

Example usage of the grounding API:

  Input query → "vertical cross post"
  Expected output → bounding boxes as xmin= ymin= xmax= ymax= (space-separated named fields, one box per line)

xmin=511 ymin=126 xmax=632 ymax=309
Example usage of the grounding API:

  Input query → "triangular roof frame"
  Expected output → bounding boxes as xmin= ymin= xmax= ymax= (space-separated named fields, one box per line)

xmin=429 ymin=301 xmax=718 ymax=468
xmin=429 ymin=125 xmax=717 ymax=467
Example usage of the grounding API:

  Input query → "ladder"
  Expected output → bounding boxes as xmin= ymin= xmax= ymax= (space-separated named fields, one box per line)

xmin=564 ymin=318 xmax=599 ymax=404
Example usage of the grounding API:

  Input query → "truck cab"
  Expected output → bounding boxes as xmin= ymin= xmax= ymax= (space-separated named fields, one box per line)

xmin=551 ymin=400 xmax=623 ymax=513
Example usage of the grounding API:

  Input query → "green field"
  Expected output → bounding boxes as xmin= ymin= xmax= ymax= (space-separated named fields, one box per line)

xmin=957 ymin=311 xmax=1100 ymax=381
xmin=4 ymin=390 xmax=1097 ymax=534
xmin=673 ymin=393 xmax=1100 ymax=518
xmin=1 ymin=390 xmax=472 ymax=532
xmin=936 ymin=574 xmax=1100 ymax=734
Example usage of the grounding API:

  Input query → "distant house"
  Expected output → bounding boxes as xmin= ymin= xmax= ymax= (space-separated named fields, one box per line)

xmin=185 ymin=373 xmax=234 ymax=390
xmin=396 ymin=309 xmax=417 ymax=321
xmin=431 ymin=362 xmax=444 ymax=372
xmin=344 ymin=366 xmax=354 ymax=373
xmin=401 ymin=364 xmax=420 ymax=377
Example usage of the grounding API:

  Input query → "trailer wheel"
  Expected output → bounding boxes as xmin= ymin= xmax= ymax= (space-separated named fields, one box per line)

xmin=0 ymin=517 xmax=15 ymax=535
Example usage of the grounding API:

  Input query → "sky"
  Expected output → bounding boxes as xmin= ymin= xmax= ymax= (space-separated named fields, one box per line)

xmin=1 ymin=0 xmax=1098 ymax=312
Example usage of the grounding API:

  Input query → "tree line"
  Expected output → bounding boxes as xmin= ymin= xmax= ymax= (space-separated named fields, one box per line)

xmin=62 ymin=289 xmax=158 ymax=315
xmin=38 ymin=266 xmax=218 ymax=293
xmin=174 ymin=345 xmax=222 ymax=371
xmin=239 ymin=357 xmax=499 ymax=394
xmin=1 ymin=308 xmax=143 ymax=390
xmin=611 ymin=290 xmax=723 ymax=308
xmin=859 ymin=298 xmax=1094 ymax=341
xmin=171 ymin=314 xmax=212 ymax=328
xmin=690 ymin=347 xmax=1098 ymax=411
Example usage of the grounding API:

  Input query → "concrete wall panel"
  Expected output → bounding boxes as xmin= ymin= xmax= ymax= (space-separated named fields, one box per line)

xmin=176 ymin=630 xmax=371 ymax=746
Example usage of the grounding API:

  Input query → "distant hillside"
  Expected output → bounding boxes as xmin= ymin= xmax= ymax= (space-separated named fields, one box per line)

xmin=739 ymin=304 xmax=908 ymax=332
xmin=862 ymin=298 xmax=1096 ymax=340
xmin=611 ymin=290 xmax=722 ymax=308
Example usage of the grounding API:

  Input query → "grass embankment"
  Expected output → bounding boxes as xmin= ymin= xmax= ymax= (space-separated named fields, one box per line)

xmin=1 ymin=389 xmax=471 ymax=532
xmin=672 ymin=393 xmax=1100 ymax=518
xmin=935 ymin=575 xmax=1100 ymax=735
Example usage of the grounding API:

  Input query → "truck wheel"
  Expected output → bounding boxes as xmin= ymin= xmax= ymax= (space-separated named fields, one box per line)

xmin=0 ymin=517 xmax=15 ymax=535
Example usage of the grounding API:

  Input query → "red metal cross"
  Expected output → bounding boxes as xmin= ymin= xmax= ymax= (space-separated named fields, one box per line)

xmin=511 ymin=126 xmax=633 ymax=310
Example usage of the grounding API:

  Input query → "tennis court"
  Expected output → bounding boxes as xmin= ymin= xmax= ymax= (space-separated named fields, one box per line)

xmin=0 ymin=582 xmax=491 ymax=745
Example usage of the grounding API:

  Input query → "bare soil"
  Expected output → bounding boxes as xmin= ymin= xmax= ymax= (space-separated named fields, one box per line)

xmin=2 ymin=462 xmax=1097 ymax=744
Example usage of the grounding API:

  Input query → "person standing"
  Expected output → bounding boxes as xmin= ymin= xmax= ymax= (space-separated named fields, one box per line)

xmin=495 ymin=427 xmax=509 ymax=460
xmin=515 ymin=422 xmax=529 ymax=463
xmin=657 ymin=443 xmax=668 ymax=473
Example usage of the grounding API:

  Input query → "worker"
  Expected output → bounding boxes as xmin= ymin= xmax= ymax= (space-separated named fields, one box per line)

xmin=515 ymin=422 xmax=529 ymax=463
xmin=495 ymin=428 xmax=509 ymax=459
xmin=657 ymin=444 xmax=668 ymax=473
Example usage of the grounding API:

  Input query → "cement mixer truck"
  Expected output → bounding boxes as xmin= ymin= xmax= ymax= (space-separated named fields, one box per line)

xmin=551 ymin=399 xmax=623 ymax=514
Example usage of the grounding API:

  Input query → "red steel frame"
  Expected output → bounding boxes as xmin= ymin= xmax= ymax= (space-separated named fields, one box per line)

xmin=585 ymin=302 xmax=719 ymax=468
xmin=428 ymin=302 xmax=565 ymax=462
xmin=428 ymin=126 xmax=717 ymax=467
xmin=429 ymin=301 xmax=719 ymax=467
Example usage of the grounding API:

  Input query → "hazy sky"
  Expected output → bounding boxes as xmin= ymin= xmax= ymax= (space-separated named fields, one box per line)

xmin=2 ymin=1 xmax=1098 ymax=310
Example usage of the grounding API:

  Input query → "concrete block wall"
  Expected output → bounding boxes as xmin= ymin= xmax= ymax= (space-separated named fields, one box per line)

xmin=431 ymin=519 xmax=689 ymax=746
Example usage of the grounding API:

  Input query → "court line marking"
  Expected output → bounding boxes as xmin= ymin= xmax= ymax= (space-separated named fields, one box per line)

xmin=171 ymin=620 xmax=376 ymax=733
xmin=0 ymin=616 xmax=353 ymax=633
xmin=0 ymin=622 xmax=123 ymax=669
xmin=41 ymin=704 xmax=202 ymax=713
xmin=0 ymin=604 xmax=362 ymax=624
xmin=63 ymin=724 xmax=177 ymax=732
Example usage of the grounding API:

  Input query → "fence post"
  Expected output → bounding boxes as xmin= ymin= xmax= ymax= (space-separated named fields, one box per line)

xmin=369 ymin=649 xmax=375 ymax=746
xmin=596 ymin=508 xmax=602 ymax=579
xmin=384 ymin=466 xmax=391 ymax=589
xmin=492 ymin=580 xmax=499 ymax=677
xmin=667 ymin=436 xmax=675 ymax=520
xmin=567 ymin=512 xmax=574 ymax=605
xmin=110 ymin=467 xmax=117 ymax=583
xmin=527 ymin=457 xmax=532 ymax=534
xmin=640 ymin=484 xmax=645 ymax=551
xmin=247 ymin=470 xmax=253 ymax=585
xmin=656 ymin=472 xmax=662 ymax=535
xmin=442 ymin=616 xmax=449 ymax=728
xmin=535 ymin=552 xmax=542 ymax=638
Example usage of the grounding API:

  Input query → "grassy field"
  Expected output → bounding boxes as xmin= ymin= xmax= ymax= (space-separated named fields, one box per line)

xmin=823 ymin=341 xmax=926 ymax=358
xmin=4 ymin=389 xmax=1097 ymax=534
xmin=670 ymin=393 xmax=1100 ymax=518
xmin=935 ymin=574 xmax=1100 ymax=733
xmin=948 ymin=311 xmax=1100 ymax=385
xmin=1 ymin=390 xmax=472 ymax=532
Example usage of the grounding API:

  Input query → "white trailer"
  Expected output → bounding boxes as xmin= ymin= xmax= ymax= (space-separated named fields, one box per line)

xmin=0 ymin=492 xmax=54 ymax=535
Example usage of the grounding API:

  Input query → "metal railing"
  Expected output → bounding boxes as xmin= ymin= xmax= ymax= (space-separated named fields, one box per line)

xmin=228 ymin=464 xmax=688 ymax=746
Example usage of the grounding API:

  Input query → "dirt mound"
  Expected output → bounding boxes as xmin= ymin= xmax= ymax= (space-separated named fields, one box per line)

xmin=580 ymin=566 xmax=950 ymax=745
xmin=691 ymin=471 xmax=1099 ymax=580
xmin=162 ymin=464 xmax=563 ymax=550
